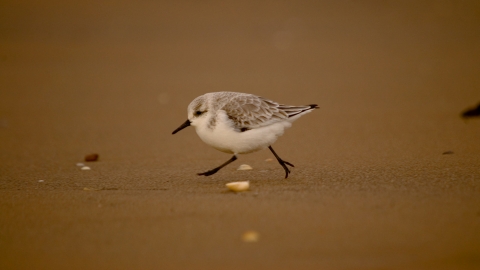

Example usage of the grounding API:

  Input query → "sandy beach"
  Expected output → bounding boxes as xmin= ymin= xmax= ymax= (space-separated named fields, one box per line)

xmin=1 ymin=1 xmax=480 ymax=269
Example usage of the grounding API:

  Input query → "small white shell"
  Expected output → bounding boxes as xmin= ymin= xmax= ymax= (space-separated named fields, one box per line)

xmin=242 ymin=230 xmax=259 ymax=242
xmin=265 ymin=158 xmax=273 ymax=162
xmin=81 ymin=166 xmax=91 ymax=170
xmin=38 ymin=180 xmax=44 ymax=183
xmin=237 ymin=164 xmax=253 ymax=171
xmin=76 ymin=163 xmax=85 ymax=167
xmin=226 ymin=181 xmax=249 ymax=192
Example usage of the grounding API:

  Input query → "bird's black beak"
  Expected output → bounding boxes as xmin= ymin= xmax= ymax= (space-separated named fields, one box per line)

xmin=172 ymin=120 xmax=191 ymax=134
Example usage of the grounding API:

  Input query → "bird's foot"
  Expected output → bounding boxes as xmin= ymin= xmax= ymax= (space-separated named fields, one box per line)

xmin=197 ymin=168 xmax=220 ymax=176
xmin=278 ymin=159 xmax=294 ymax=178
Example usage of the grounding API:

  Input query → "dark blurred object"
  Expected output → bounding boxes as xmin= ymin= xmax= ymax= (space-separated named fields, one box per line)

xmin=85 ymin=153 xmax=99 ymax=162
xmin=442 ymin=151 xmax=454 ymax=155
xmin=461 ymin=102 xmax=480 ymax=119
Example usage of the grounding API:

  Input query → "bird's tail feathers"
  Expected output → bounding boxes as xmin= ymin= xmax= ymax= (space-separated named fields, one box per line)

xmin=280 ymin=104 xmax=319 ymax=118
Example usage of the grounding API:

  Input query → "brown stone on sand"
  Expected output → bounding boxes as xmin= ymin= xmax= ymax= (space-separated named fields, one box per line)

xmin=85 ymin=153 xmax=99 ymax=162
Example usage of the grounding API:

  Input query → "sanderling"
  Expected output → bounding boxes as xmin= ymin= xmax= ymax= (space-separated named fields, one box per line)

xmin=172 ymin=92 xmax=319 ymax=178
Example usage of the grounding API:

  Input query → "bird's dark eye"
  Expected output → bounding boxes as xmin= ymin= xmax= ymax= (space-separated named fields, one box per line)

xmin=195 ymin=111 xmax=203 ymax=116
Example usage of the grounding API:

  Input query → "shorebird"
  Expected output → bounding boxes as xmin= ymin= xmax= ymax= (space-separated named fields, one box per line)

xmin=172 ymin=92 xmax=318 ymax=178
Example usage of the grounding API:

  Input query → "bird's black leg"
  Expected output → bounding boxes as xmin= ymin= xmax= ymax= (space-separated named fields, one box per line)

xmin=268 ymin=146 xmax=294 ymax=178
xmin=198 ymin=155 xmax=238 ymax=176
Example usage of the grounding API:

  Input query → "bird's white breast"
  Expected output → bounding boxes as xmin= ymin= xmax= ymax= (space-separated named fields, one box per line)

xmin=194 ymin=110 xmax=291 ymax=154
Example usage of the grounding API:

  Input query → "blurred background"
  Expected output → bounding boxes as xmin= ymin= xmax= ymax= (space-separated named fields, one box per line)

xmin=1 ymin=0 xmax=479 ymax=168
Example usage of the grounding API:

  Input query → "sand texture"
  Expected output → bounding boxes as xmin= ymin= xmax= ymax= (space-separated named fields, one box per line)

xmin=1 ymin=1 xmax=480 ymax=269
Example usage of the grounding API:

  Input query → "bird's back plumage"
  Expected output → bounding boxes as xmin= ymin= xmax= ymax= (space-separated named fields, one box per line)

xmin=198 ymin=92 xmax=318 ymax=131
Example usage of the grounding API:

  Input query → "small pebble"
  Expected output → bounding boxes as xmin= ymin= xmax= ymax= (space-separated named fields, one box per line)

xmin=242 ymin=231 xmax=259 ymax=242
xmin=38 ymin=180 xmax=44 ymax=183
xmin=85 ymin=153 xmax=99 ymax=162
xmin=76 ymin=163 xmax=85 ymax=167
xmin=226 ymin=181 xmax=249 ymax=192
xmin=237 ymin=164 xmax=253 ymax=171
xmin=81 ymin=166 xmax=91 ymax=170
xmin=265 ymin=158 xmax=273 ymax=162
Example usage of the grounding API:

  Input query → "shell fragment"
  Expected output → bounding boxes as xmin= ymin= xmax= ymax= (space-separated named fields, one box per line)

xmin=237 ymin=164 xmax=253 ymax=171
xmin=226 ymin=181 xmax=249 ymax=192
xmin=242 ymin=231 xmax=259 ymax=242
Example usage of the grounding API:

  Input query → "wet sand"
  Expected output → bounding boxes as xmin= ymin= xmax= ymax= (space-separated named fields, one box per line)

xmin=1 ymin=1 xmax=480 ymax=269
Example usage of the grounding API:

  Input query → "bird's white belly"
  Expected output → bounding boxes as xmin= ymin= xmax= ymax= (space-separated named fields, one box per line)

xmin=195 ymin=120 xmax=290 ymax=154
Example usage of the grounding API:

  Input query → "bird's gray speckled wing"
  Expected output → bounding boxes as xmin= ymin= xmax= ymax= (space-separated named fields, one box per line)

xmin=220 ymin=94 xmax=289 ymax=131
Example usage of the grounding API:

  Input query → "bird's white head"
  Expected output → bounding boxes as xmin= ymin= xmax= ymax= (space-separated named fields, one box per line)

xmin=172 ymin=94 xmax=210 ymax=134
xmin=186 ymin=95 xmax=210 ymax=128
